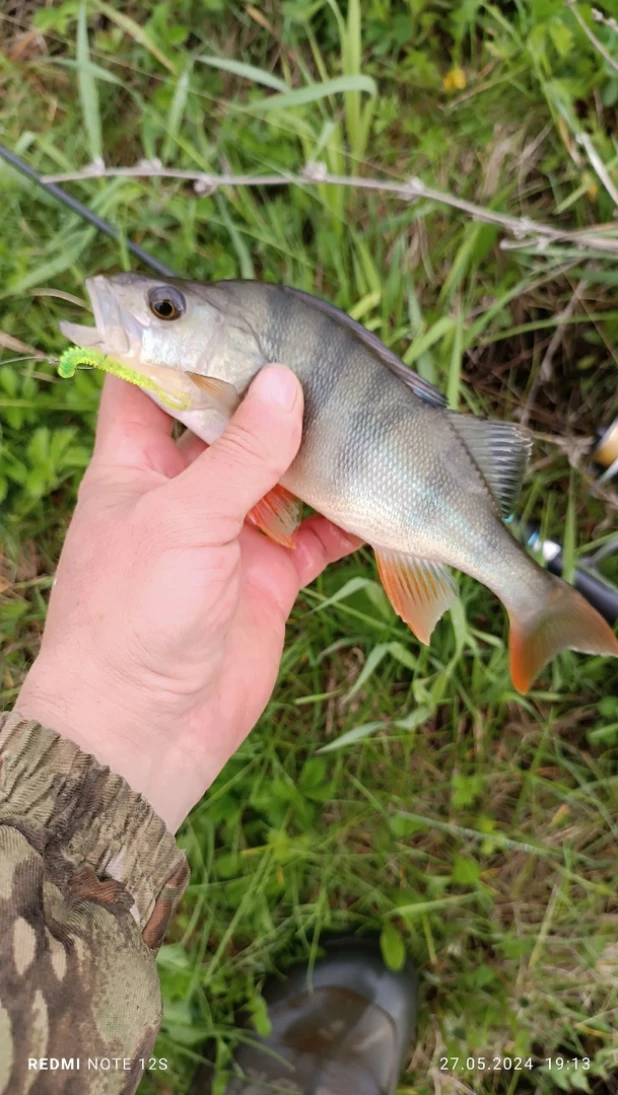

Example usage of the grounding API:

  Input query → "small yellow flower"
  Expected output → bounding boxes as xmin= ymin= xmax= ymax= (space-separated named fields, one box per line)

xmin=583 ymin=171 xmax=598 ymax=201
xmin=443 ymin=67 xmax=466 ymax=92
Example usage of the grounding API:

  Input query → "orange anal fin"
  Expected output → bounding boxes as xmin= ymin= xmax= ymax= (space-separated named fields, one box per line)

xmin=375 ymin=548 xmax=458 ymax=644
xmin=247 ymin=485 xmax=302 ymax=548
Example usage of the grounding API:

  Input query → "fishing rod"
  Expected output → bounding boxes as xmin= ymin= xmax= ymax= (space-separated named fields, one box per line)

xmin=0 ymin=143 xmax=175 ymax=278
xmin=509 ymin=520 xmax=618 ymax=626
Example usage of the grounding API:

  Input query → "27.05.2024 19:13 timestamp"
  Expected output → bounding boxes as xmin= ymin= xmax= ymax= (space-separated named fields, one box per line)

xmin=439 ymin=1056 xmax=592 ymax=1073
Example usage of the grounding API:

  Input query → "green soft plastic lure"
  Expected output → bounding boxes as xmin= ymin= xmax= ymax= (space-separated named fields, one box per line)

xmin=57 ymin=346 xmax=191 ymax=410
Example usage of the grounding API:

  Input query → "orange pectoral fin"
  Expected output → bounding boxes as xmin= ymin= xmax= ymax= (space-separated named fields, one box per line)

xmin=375 ymin=548 xmax=458 ymax=644
xmin=247 ymin=485 xmax=303 ymax=548
xmin=186 ymin=372 xmax=240 ymax=415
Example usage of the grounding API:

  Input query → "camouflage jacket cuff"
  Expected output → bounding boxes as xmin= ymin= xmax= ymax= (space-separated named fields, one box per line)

xmin=0 ymin=710 xmax=189 ymax=948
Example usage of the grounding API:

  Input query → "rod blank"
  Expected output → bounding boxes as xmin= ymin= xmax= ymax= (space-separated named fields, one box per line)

xmin=0 ymin=144 xmax=175 ymax=279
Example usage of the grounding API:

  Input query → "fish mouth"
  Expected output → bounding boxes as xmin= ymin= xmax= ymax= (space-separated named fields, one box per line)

xmin=58 ymin=275 xmax=195 ymax=411
xmin=58 ymin=319 xmax=102 ymax=348
xmin=58 ymin=276 xmax=132 ymax=354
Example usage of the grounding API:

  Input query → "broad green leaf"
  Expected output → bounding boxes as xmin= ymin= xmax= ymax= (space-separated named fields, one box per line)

xmin=298 ymin=757 xmax=328 ymax=792
xmin=526 ymin=23 xmax=547 ymax=65
xmin=380 ymin=920 xmax=406 ymax=972
xmin=548 ymin=20 xmax=574 ymax=57
xmin=156 ymin=944 xmax=192 ymax=971
xmin=246 ymin=994 xmax=272 ymax=1038
xmin=452 ymin=855 xmax=481 ymax=885
xmin=452 ymin=772 xmax=484 ymax=809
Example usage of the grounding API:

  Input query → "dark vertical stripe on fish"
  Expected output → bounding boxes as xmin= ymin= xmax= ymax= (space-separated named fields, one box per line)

xmin=263 ymin=286 xmax=358 ymax=430
xmin=336 ymin=369 xmax=408 ymax=481
xmin=303 ymin=315 xmax=360 ymax=427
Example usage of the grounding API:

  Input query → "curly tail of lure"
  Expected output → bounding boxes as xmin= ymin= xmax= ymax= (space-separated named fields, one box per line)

xmin=57 ymin=347 xmax=191 ymax=411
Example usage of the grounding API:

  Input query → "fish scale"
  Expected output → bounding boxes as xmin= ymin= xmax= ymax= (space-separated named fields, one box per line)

xmin=58 ymin=273 xmax=618 ymax=693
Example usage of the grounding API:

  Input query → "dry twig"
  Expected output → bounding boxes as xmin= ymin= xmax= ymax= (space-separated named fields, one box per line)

xmin=41 ymin=161 xmax=618 ymax=256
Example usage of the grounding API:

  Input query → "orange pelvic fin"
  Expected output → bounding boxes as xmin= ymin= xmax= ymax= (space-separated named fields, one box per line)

xmin=247 ymin=485 xmax=303 ymax=548
xmin=509 ymin=578 xmax=618 ymax=694
xmin=375 ymin=548 xmax=458 ymax=644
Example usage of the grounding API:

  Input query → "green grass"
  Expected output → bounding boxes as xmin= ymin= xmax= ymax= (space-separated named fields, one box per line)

xmin=2 ymin=2 xmax=618 ymax=1093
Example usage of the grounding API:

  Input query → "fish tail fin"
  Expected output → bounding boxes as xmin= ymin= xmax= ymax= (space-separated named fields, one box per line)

xmin=508 ymin=575 xmax=618 ymax=694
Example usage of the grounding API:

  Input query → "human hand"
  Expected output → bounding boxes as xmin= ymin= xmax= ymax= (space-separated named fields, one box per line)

xmin=16 ymin=367 xmax=360 ymax=830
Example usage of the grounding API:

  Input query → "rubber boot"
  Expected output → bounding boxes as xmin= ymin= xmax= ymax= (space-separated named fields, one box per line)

xmin=194 ymin=935 xmax=419 ymax=1094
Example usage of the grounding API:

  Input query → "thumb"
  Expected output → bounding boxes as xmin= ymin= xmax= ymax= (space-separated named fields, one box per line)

xmin=162 ymin=365 xmax=304 ymax=545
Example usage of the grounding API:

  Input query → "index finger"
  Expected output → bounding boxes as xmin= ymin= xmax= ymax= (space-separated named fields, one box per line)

xmin=292 ymin=515 xmax=363 ymax=588
xmin=93 ymin=374 xmax=175 ymax=467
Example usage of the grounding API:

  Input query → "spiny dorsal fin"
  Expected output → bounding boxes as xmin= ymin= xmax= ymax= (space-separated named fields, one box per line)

xmin=283 ymin=286 xmax=447 ymax=408
xmin=374 ymin=548 xmax=458 ymax=643
xmin=447 ymin=412 xmax=533 ymax=517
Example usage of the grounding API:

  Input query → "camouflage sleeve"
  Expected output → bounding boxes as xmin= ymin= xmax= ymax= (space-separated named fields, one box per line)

xmin=0 ymin=710 xmax=190 ymax=1095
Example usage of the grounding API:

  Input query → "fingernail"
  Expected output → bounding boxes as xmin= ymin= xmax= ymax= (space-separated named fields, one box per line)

xmin=250 ymin=365 xmax=300 ymax=411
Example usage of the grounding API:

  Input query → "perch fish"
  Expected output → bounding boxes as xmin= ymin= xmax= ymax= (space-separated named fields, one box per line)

xmin=60 ymin=274 xmax=618 ymax=693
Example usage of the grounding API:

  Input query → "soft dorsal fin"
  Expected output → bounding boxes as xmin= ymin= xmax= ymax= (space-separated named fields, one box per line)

xmin=283 ymin=286 xmax=447 ymax=408
xmin=447 ymin=412 xmax=533 ymax=517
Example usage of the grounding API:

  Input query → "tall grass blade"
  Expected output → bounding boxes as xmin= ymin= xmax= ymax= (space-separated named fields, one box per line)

xmin=447 ymin=305 xmax=464 ymax=410
xmin=162 ymin=65 xmax=192 ymax=162
xmin=76 ymin=3 xmax=102 ymax=163
xmin=403 ymin=315 xmax=455 ymax=366
xmin=245 ymin=75 xmax=376 ymax=114
xmin=198 ymin=57 xmax=288 ymax=92
xmin=95 ymin=1 xmax=176 ymax=73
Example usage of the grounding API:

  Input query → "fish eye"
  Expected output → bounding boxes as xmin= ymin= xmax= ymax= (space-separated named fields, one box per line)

xmin=148 ymin=286 xmax=186 ymax=321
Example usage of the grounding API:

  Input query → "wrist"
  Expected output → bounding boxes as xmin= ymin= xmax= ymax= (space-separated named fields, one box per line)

xmin=16 ymin=658 xmax=182 ymax=829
